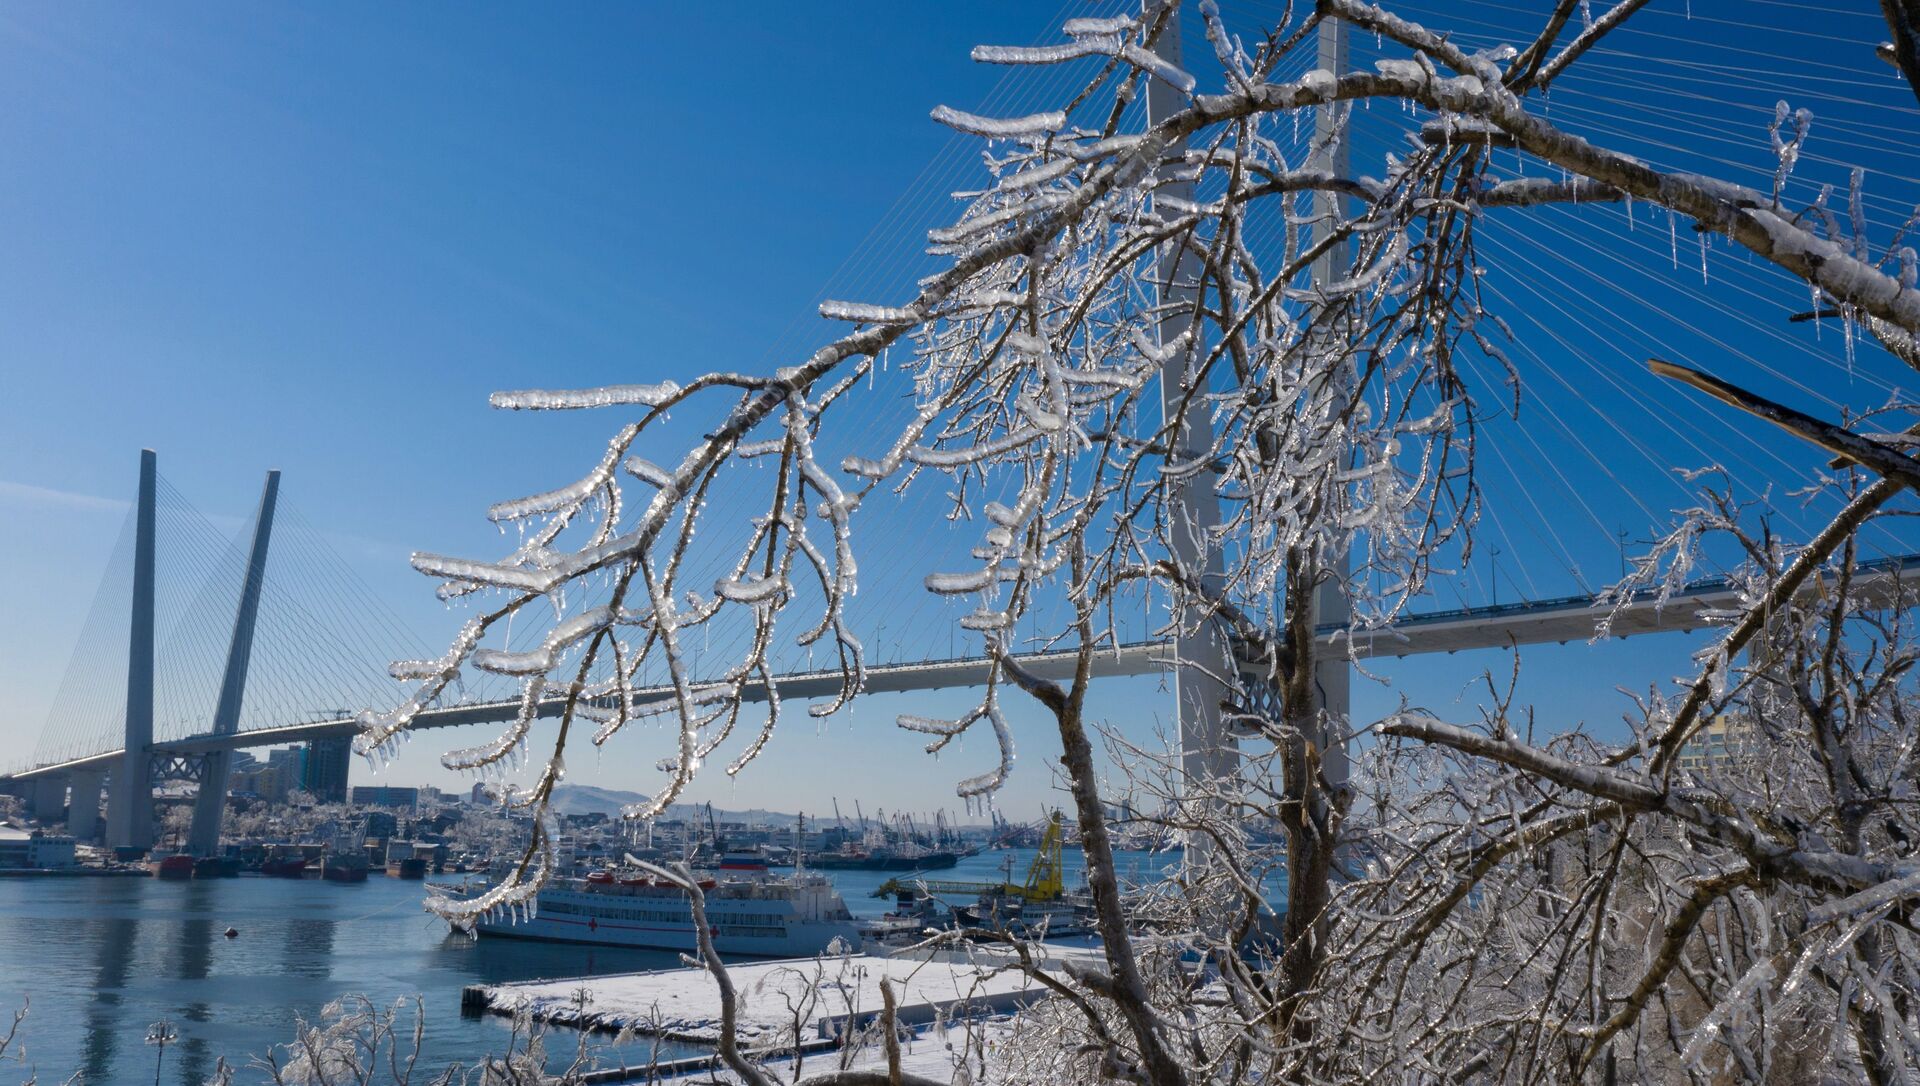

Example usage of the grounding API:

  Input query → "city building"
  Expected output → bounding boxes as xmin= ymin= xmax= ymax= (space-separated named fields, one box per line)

xmin=351 ymin=786 xmax=421 ymax=808
xmin=1676 ymin=716 xmax=1759 ymax=774
xmin=231 ymin=760 xmax=293 ymax=803
xmin=302 ymin=737 xmax=351 ymax=803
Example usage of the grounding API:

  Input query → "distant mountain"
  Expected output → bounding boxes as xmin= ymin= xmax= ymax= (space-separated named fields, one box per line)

xmin=545 ymin=786 xmax=992 ymax=830
xmin=547 ymin=786 xmax=792 ymax=825
xmin=548 ymin=784 xmax=649 ymax=818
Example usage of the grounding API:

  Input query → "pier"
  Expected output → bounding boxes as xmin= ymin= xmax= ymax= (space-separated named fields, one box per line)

xmin=459 ymin=947 xmax=1078 ymax=1045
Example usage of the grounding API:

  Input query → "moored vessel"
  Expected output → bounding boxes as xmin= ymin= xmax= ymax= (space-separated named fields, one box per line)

xmin=148 ymin=852 xmax=194 ymax=880
xmin=193 ymin=855 xmax=240 ymax=878
xmin=321 ymin=854 xmax=368 ymax=883
xmin=807 ymin=843 xmax=959 ymax=872
xmin=386 ymin=855 xmax=427 ymax=879
xmin=439 ymin=862 xmax=863 ymax=957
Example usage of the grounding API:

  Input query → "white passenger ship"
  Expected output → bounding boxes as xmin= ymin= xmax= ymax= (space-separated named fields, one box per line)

xmin=443 ymin=854 xmax=863 ymax=957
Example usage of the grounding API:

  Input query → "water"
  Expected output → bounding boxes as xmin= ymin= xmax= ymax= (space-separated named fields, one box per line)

xmin=0 ymin=847 xmax=1188 ymax=1084
xmin=0 ymin=875 xmax=687 ymax=1084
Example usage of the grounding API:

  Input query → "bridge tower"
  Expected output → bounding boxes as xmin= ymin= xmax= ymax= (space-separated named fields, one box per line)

xmin=1145 ymin=14 xmax=1354 ymax=840
xmin=1308 ymin=12 xmax=1354 ymax=786
xmin=186 ymin=470 xmax=280 ymax=857
xmin=105 ymin=449 xmax=157 ymax=851
xmin=1145 ymin=15 xmax=1235 ymax=822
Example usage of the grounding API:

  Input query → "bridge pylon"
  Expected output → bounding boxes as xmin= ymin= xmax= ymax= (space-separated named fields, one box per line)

xmin=187 ymin=470 xmax=281 ymax=857
xmin=104 ymin=450 xmax=157 ymax=851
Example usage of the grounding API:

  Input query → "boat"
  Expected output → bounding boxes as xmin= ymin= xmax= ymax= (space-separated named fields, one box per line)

xmin=957 ymin=893 xmax=1095 ymax=938
xmin=193 ymin=856 xmax=240 ymax=878
xmin=857 ymin=885 xmax=949 ymax=946
xmin=260 ymin=843 xmax=319 ymax=877
xmin=807 ymin=844 xmax=959 ymax=872
xmin=440 ymin=862 xmax=863 ymax=957
xmin=386 ymin=855 xmax=427 ymax=879
xmin=321 ymin=854 xmax=368 ymax=883
xmin=148 ymin=852 xmax=194 ymax=880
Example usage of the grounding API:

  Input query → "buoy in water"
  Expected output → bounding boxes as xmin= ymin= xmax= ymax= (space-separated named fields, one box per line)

xmin=223 ymin=927 xmax=238 ymax=939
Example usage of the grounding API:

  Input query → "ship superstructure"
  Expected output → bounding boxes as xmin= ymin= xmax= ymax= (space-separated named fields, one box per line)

xmin=442 ymin=857 xmax=862 ymax=957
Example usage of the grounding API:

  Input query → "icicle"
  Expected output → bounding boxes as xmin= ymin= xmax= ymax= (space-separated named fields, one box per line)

xmin=1698 ymin=231 xmax=1709 ymax=285
xmin=1669 ymin=209 xmax=1679 ymax=269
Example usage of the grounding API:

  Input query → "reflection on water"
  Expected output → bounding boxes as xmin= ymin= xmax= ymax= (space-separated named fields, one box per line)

xmin=0 ymin=875 xmax=687 ymax=1084
xmin=0 ymin=847 xmax=1179 ymax=1083
xmin=82 ymin=913 xmax=137 ymax=1084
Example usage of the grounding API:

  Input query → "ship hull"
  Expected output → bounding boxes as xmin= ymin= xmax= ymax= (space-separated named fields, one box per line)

xmin=193 ymin=856 xmax=240 ymax=879
xmin=473 ymin=915 xmax=861 ymax=957
xmin=467 ymin=879 xmax=863 ymax=958
xmin=808 ymin=851 xmax=959 ymax=872
xmin=149 ymin=855 xmax=194 ymax=880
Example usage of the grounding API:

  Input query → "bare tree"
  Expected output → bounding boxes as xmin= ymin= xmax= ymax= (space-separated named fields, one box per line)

xmin=361 ymin=2 xmax=1920 ymax=1082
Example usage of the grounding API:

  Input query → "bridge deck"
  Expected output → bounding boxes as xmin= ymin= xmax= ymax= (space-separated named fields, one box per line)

xmin=10 ymin=554 xmax=1917 ymax=781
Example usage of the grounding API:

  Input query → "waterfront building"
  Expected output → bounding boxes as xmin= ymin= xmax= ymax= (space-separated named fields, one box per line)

xmin=0 ymin=827 xmax=77 ymax=869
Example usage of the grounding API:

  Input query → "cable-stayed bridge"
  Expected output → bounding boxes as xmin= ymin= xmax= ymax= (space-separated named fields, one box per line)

xmin=6 ymin=448 xmax=1914 ymax=857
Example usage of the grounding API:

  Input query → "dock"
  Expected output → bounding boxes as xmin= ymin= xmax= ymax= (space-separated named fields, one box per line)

xmin=460 ymin=946 xmax=1087 ymax=1047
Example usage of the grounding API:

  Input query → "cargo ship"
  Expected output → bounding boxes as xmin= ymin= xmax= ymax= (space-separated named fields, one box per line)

xmin=193 ymin=856 xmax=240 ymax=878
xmin=321 ymin=854 xmax=368 ymax=883
xmin=259 ymin=843 xmax=320 ymax=877
xmin=386 ymin=855 xmax=427 ymax=879
xmin=147 ymin=852 xmax=194 ymax=880
xmin=438 ymin=853 xmax=862 ymax=957
xmin=806 ymin=842 xmax=959 ymax=872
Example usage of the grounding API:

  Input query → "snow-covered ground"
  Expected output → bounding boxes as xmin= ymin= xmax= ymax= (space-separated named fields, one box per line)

xmin=473 ymin=947 xmax=1092 ymax=1047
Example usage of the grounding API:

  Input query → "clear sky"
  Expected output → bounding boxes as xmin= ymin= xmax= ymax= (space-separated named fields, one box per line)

xmin=2 ymin=2 xmax=1913 ymax=822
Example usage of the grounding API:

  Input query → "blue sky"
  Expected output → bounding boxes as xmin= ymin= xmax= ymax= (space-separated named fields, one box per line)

xmin=2 ymin=2 xmax=1912 ymax=819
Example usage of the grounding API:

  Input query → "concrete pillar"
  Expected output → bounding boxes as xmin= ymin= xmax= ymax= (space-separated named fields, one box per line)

xmin=1308 ymin=16 xmax=1353 ymax=790
xmin=1147 ymin=2 xmax=1237 ymax=852
xmin=67 ymin=769 xmax=104 ymax=839
xmin=106 ymin=450 xmax=158 ymax=851
xmin=188 ymin=470 xmax=280 ymax=857
xmin=29 ymin=778 xmax=67 ymax=822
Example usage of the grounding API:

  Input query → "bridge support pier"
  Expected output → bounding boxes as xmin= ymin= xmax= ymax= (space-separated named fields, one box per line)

xmin=187 ymin=470 xmax=279 ymax=857
xmin=1308 ymin=14 xmax=1353 ymax=793
xmin=1146 ymin=24 xmax=1235 ymax=861
xmin=67 ymin=769 xmax=104 ymax=839
xmin=28 ymin=778 xmax=67 ymax=822
xmin=106 ymin=449 xmax=157 ymax=852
